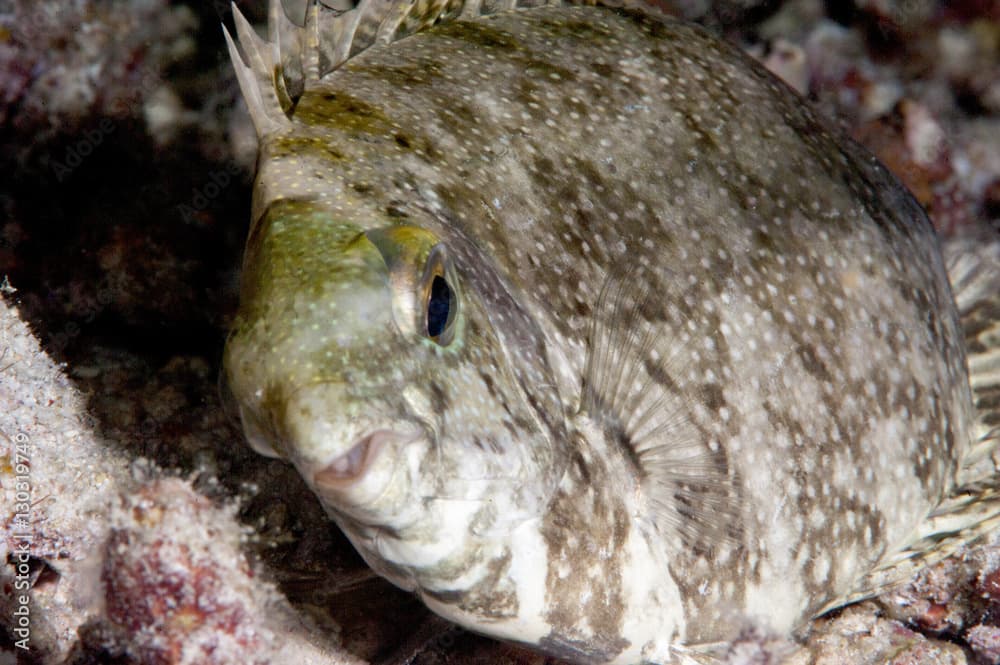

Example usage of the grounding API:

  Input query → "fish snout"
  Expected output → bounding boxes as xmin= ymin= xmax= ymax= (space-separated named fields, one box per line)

xmin=312 ymin=429 xmax=411 ymax=490
xmin=281 ymin=383 xmax=419 ymax=508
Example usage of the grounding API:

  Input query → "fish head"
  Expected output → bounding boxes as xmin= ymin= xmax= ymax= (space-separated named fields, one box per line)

xmin=224 ymin=200 xmax=567 ymax=538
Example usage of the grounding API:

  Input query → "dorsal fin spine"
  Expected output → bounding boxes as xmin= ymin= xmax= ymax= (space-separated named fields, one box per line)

xmin=302 ymin=2 xmax=321 ymax=81
xmin=226 ymin=0 xmax=604 ymax=139
xmin=375 ymin=0 xmax=410 ymax=43
xmin=330 ymin=3 xmax=360 ymax=64
xmin=458 ymin=0 xmax=483 ymax=18
xmin=225 ymin=2 xmax=291 ymax=136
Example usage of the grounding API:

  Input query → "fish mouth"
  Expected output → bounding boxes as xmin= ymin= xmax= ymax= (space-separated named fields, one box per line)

xmin=312 ymin=429 xmax=413 ymax=490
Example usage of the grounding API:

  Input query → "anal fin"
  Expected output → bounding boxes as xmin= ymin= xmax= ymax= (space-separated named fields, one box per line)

xmin=839 ymin=478 xmax=1000 ymax=612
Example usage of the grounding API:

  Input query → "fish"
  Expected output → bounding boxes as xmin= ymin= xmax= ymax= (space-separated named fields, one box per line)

xmin=221 ymin=0 xmax=1000 ymax=662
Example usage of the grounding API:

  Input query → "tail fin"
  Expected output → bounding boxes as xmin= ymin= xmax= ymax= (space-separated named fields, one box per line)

xmin=945 ymin=229 xmax=1000 ymax=476
xmin=828 ymin=229 xmax=1000 ymax=611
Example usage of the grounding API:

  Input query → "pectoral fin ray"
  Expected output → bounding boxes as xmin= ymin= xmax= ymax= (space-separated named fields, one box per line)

xmin=580 ymin=266 xmax=740 ymax=553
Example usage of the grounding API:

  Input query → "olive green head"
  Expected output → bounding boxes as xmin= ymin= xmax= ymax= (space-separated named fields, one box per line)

xmin=224 ymin=200 xmax=565 ymax=531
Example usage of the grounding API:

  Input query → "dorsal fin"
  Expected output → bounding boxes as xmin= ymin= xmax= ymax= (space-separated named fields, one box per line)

xmin=579 ymin=266 xmax=739 ymax=553
xmin=223 ymin=0 xmax=598 ymax=138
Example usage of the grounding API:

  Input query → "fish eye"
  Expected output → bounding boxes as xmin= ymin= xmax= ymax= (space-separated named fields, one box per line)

xmin=426 ymin=275 xmax=452 ymax=337
xmin=422 ymin=247 xmax=458 ymax=346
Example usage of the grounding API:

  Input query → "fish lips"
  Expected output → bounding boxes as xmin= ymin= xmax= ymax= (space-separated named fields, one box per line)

xmin=307 ymin=428 xmax=421 ymax=506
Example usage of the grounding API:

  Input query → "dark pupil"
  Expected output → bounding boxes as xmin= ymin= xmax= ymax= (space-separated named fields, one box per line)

xmin=427 ymin=275 xmax=452 ymax=338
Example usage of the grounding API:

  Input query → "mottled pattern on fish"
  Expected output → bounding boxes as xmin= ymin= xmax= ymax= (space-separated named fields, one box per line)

xmin=224 ymin=2 xmax=999 ymax=663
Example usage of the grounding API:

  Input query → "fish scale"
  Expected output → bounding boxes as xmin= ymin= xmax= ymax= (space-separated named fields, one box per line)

xmin=223 ymin=1 xmax=1000 ymax=662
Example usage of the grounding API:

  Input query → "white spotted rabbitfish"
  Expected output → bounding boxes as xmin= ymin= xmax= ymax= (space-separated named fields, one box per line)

xmin=222 ymin=0 xmax=1000 ymax=662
